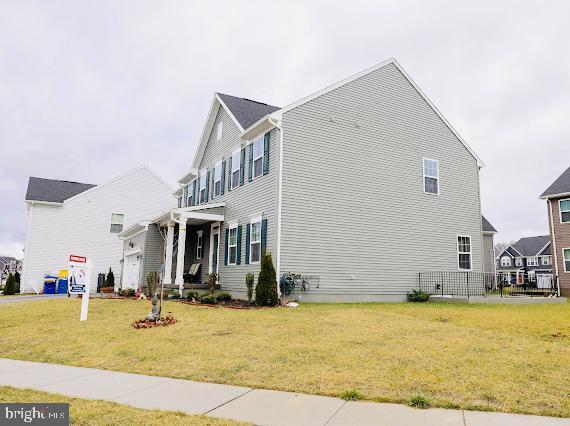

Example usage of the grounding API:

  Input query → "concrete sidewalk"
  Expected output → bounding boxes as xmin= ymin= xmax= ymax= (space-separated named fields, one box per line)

xmin=0 ymin=294 xmax=67 ymax=304
xmin=0 ymin=359 xmax=567 ymax=426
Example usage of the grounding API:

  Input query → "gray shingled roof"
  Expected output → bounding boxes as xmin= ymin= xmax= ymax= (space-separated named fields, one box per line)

xmin=541 ymin=165 xmax=570 ymax=198
xmin=511 ymin=235 xmax=550 ymax=257
xmin=25 ymin=177 xmax=96 ymax=203
xmin=217 ymin=93 xmax=280 ymax=130
xmin=481 ymin=215 xmax=497 ymax=233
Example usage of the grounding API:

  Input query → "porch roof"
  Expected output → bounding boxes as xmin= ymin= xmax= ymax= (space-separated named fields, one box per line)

xmin=154 ymin=202 xmax=226 ymax=226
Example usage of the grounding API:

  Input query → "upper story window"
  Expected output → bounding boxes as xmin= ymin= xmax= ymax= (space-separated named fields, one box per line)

xmin=560 ymin=199 xmax=570 ymax=223
xmin=252 ymin=137 xmax=264 ymax=179
xmin=187 ymin=182 xmax=194 ymax=207
xmin=199 ymin=171 xmax=208 ymax=203
xmin=542 ymin=256 xmax=550 ymax=266
xmin=110 ymin=213 xmax=124 ymax=233
xmin=217 ymin=122 xmax=223 ymax=141
xmin=515 ymin=258 xmax=523 ymax=266
xmin=228 ymin=224 xmax=238 ymax=265
xmin=501 ymin=257 xmax=511 ymax=267
xmin=213 ymin=162 xmax=222 ymax=198
xmin=231 ymin=149 xmax=241 ymax=189
xmin=250 ymin=218 xmax=262 ymax=264
xmin=423 ymin=159 xmax=439 ymax=195
xmin=527 ymin=257 xmax=538 ymax=267
xmin=457 ymin=235 xmax=472 ymax=270
xmin=196 ymin=230 xmax=203 ymax=259
xmin=563 ymin=248 xmax=570 ymax=272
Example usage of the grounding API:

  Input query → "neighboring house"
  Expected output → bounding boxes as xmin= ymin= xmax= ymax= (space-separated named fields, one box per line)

xmin=21 ymin=166 xmax=176 ymax=293
xmin=540 ymin=165 xmax=570 ymax=296
xmin=0 ymin=256 xmax=22 ymax=285
xmin=496 ymin=235 xmax=553 ymax=282
xmin=481 ymin=216 xmax=497 ymax=274
xmin=120 ymin=58 xmax=486 ymax=302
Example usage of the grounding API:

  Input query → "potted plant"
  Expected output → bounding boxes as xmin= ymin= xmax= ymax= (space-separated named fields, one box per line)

xmin=100 ymin=268 xmax=115 ymax=293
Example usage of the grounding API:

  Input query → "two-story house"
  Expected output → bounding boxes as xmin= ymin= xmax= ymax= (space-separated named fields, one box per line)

xmin=496 ymin=236 xmax=553 ymax=283
xmin=540 ymin=165 xmax=570 ymax=296
xmin=119 ymin=58 xmax=486 ymax=302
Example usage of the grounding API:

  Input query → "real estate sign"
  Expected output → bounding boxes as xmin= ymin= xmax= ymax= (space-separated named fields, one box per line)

xmin=68 ymin=255 xmax=91 ymax=321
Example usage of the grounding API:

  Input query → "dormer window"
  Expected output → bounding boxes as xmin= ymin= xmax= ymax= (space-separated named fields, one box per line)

xmin=217 ymin=121 xmax=223 ymax=141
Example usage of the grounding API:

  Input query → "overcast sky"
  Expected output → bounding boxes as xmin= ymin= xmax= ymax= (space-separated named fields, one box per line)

xmin=1 ymin=0 xmax=569 ymax=258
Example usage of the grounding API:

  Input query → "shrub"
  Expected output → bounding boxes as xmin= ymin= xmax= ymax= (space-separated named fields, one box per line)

xmin=122 ymin=288 xmax=135 ymax=297
xmin=341 ymin=389 xmax=364 ymax=401
xmin=255 ymin=252 xmax=279 ymax=306
xmin=3 ymin=273 xmax=16 ymax=295
xmin=104 ymin=268 xmax=115 ymax=288
xmin=245 ymin=273 xmax=254 ymax=303
xmin=409 ymin=394 xmax=431 ymax=408
xmin=186 ymin=290 xmax=200 ymax=301
xmin=199 ymin=294 xmax=217 ymax=304
xmin=170 ymin=289 xmax=180 ymax=299
xmin=208 ymin=272 xmax=217 ymax=295
xmin=146 ymin=271 xmax=159 ymax=297
xmin=216 ymin=291 xmax=231 ymax=302
xmin=407 ymin=289 xmax=430 ymax=303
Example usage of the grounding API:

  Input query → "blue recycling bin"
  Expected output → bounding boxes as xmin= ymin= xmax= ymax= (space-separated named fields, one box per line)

xmin=43 ymin=275 xmax=57 ymax=294
xmin=57 ymin=279 xmax=68 ymax=294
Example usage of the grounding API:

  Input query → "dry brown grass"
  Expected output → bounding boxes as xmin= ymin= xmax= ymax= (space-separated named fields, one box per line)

xmin=0 ymin=298 xmax=568 ymax=417
xmin=0 ymin=386 xmax=245 ymax=425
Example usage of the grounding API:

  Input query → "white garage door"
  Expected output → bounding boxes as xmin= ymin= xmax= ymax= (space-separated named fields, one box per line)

xmin=123 ymin=253 xmax=140 ymax=290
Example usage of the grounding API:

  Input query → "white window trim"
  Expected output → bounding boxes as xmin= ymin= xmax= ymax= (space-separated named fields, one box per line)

xmin=199 ymin=170 xmax=208 ymax=204
xmin=213 ymin=160 xmax=223 ymax=198
xmin=228 ymin=223 xmax=238 ymax=266
xmin=527 ymin=257 xmax=538 ymax=267
xmin=231 ymin=148 xmax=241 ymax=190
xmin=252 ymin=137 xmax=264 ymax=180
xmin=563 ymin=248 xmax=570 ymax=273
xmin=187 ymin=180 xmax=194 ymax=206
xmin=196 ymin=230 xmax=203 ymax=259
xmin=217 ymin=121 xmax=223 ymax=141
xmin=559 ymin=199 xmax=570 ymax=224
xmin=457 ymin=235 xmax=472 ymax=271
xmin=249 ymin=216 xmax=262 ymax=264
xmin=423 ymin=158 xmax=440 ymax=196
xmin=501 ymin=256 xmax=511 ymax=267
xmin=542 ymin=256 xmax=550 ymax=266
xmin=515 ymin=257 xmax=522 ymax=266
xmin=110 ymin=212 xmax=125 ymax=233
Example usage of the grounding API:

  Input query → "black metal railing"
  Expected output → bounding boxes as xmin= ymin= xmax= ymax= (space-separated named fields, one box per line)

xmin=418 ymin=271 xmax=559 ymax=298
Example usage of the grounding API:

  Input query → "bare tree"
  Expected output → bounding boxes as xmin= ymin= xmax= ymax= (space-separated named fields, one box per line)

xmin=494 ymin=240 xmax=515 ymax=256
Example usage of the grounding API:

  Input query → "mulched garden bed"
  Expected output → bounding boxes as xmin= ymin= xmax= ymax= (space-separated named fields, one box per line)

xmin=132 ymin=314 xmax=177 ymax=329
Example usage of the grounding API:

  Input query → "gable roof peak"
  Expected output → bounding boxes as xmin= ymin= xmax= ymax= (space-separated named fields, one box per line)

xmin=216 ymin=93 xmax=280 ymax=130
xmin=540 ymin=165 xmax=570 ymax=199
xmin=25 ymin=177 xmax=95 ymax=204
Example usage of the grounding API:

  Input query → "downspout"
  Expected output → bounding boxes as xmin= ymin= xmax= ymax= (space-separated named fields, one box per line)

xmin=548 ymin=199 xmax=561 ymax=296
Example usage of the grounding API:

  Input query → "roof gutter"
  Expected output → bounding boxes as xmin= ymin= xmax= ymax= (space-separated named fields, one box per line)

xmin=25 ymin=200 xmax=63 ymax=207
xmin=540 ymin=191 xmax=570 ymax=200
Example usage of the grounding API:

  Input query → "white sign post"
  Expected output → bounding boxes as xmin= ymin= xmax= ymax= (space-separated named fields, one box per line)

xmin=68 ymin=255 xmax=92 ymax=321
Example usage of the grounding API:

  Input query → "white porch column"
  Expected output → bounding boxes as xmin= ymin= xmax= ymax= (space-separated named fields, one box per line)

xmin=163 ymin=222 xmax=175 ymax=285
xmin=174 ymin=217 xmax=187 ymax=293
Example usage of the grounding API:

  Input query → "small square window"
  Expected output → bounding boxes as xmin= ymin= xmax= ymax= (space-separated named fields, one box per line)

xmin=110 ymin=213 xmax=124 ymax=233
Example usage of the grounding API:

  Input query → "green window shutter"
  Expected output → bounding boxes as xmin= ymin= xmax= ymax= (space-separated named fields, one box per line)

xmin=261 ymin=219 xmax=268 ymax=255
xmin=211 ymin=169 xmax=215 ymax=199
xmin=245 ymin=223 xmax=251 ymax=264
xmin=239 ymin=148 xmax=245 ymax=186
xmin=263 ymin=132 xmax=270 ymax=175
xmin=221 ymin=160 xmax=226 ymax=195
xmin=248 ymin=144 xmax=254 ymax=182
xmin=227 ymin=157 xmax=232 ymax=192
xmin=236 ymin=225 xmax=242 ymax=265
xmin=224 ymin=228 xmax=229 ymax=266
xmin=205 ymin=170 xmax=210 ymax=202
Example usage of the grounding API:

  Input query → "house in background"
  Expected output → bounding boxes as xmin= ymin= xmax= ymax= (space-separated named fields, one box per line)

xmin=120 ymin=58 xmax=487 ymax=302
xmin=540 ymin=165 xmax=570 ymax=296
xmin=481 ymin=215 xmax=497 ymax=274
xmin=496 ymin=235 xmax=552 ymax=284
xmin=0 ymin=256 xmax=22 ymax=285
xmin=21 ymin=166 xmax=176 ymax=293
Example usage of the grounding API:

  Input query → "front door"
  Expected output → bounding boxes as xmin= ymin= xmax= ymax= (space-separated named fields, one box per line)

xmin=209 ymin=223 xmax=220 ymax=277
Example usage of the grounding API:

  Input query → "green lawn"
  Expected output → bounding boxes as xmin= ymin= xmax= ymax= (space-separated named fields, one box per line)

xmin=0 ymin=386 xmax=245 ymax=425
xmin=0 ymin=298 xmax=568 ymax=417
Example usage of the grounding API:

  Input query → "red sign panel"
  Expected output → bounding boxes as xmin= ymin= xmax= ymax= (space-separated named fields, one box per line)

xmin=69 ymin=255 xmax=87 ymax=263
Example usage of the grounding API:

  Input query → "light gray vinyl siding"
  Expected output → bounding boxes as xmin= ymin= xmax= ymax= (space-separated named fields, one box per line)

xmin=191 ymin=107 xmax=280 ymax=293
xmin=142 ymin=224 xmax=164 ymax=283
xmin=279 ymin=63 xmax=483 ymax=298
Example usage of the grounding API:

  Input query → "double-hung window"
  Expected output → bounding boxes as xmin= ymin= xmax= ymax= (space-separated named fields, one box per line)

xmin=199 ymin=171 xmax=207 ymax=204
xmin=457 ymin=235 xmax=472 ymax=270
xmin=250 ymin=218 xmax=262 ymax=263
xmin=560 ymin=199 xmax=570 ymax=223
xmin=252 ymin=137 xmax=264 ymax=179
xmin=515 ymin=258 xmax=522 ymax=267
xmin=527 ymin=257 xmax=538 ymax=267
xmin=196 ymin=230 xmax=203 ymax=259
xmin=228 ymin=224 xmax=238 ymax=265
xmin=187 ymin=182 xmax=194 ymax=207
xmin=542 ymin=256 xmax=550 ymax=266
xmin=231 ymin=149 xmax=241 ymax=189
xmin=423 ymin=159 xmax=439 ymax=195
xmin=110 ymin=213 xmax=124 ymax=233
xmin=501 ymin=257 xmax=511 ymax=267
xmin=563 ymin=248 xmax=570 ymax=272
xmin=213 ymin=162 xmax=222 ymax=197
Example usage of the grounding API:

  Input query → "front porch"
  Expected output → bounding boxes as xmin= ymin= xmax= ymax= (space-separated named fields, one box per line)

xmin=159 ymin=203 xmax=225 ymax=294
